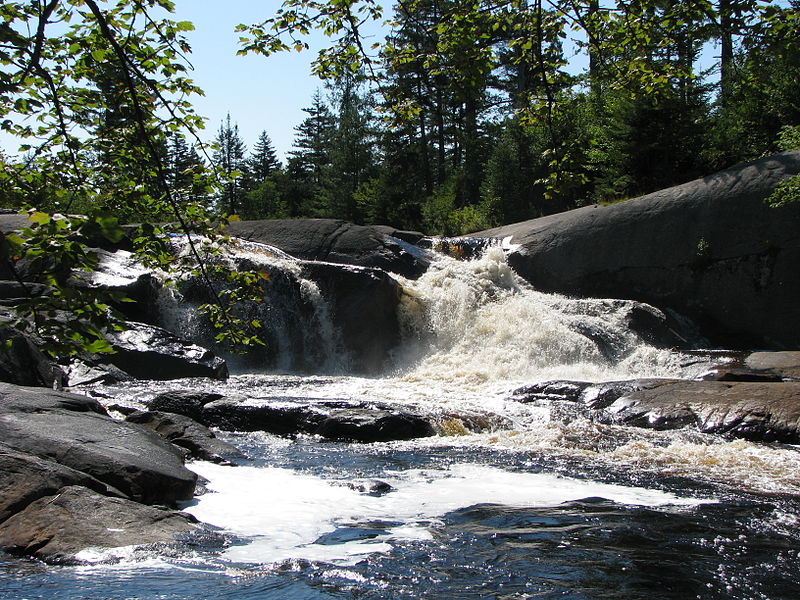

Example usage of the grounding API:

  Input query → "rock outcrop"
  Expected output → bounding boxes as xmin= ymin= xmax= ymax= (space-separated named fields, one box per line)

xmin=0 ymin=383 xmax=205 ymax=563
xmin=514 ymin=352 xmax=800 ymax=442
xmin=0 ymin=486 xmax=198 ymax=564
xmin=0 ymin=384 xmax=197 ymax=505
xmin=176 ymin=395 xmax=437 ymax=443
xmin=476 ymin=152 xmax=800 ymax=349
xmin=227 ymin=218 xmax=430 ymax=279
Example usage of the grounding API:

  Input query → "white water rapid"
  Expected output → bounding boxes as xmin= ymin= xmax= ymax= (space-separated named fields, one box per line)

xmin=85 ymin=238 xmax=800 ymax=582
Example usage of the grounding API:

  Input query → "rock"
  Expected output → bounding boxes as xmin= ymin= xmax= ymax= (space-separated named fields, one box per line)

xmin=201 ymin=397 xmax=327 ymax=434
xmin=579 ymin=379 xmax=678 ymax=410
xmin=227 ymin=218 xmax=430 ymax=279
xmin=0 ymin=445 xmax=118 ymax=524
xmin=300 ymin=262 xmax=402 ymax=373
xmin=513 ymin=381 xmax=592 ymax=403
xmin=201 ymin=397 xmax=436 ymax=442
xmin=0 ymin=486 xmax=198 ymax=564
xmin=125 ymin=410 xmax=245 ymax=464
xmin=149 ymin=390 xmax=225 ymax=422
xmin=607 ymin=381 xmax=800 ymax=442
xmin=105 ymin=321 xmax=228 ymax=381
xmin=315 ymin=409 xmax=436 ymax=442
xmin=0 ymin=325 xmax=66 ymax=388
xmin=476 ymin=151 xmax=800 ymax=349
xmin=0 ymin=280 xmax=52 ymax=306
xmin=0 ymin=383 xmax=197 ymax=505
xmin=703 ymin=367 xmax=784 ymax=383
xmin=745 ymin=352 xmax=800 ymax=380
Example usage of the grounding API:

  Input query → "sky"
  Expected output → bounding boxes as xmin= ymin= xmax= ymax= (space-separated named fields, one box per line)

xmin=172 ymin=0 xmax=325 ymax=162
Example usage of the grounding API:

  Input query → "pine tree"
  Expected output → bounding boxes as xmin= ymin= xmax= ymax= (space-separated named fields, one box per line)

xmin=286 ymin=90 xmax=336 ymax=216
xmin=212 ymin=113 xmax=247 ymax=215
xmin=248 ymin=130 xmax=281 ymax=184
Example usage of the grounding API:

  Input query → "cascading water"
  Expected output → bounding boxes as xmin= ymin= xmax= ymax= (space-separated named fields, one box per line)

xmin=6 ymin=238 xmax=800 ymax=600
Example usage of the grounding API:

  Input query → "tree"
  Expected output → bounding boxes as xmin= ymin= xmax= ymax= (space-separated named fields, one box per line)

xmin=248 ymin=130 xmax=282 ymax=183
xmin=0 ymin=1 xmax=265 ymax=356
xmin=212 ymin=113 xmax=247 ymax=215
xmin=286 ymin=90 xmax=336 ymax=216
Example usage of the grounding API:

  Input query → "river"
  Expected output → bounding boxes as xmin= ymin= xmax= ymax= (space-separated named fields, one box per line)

xmin=2 ymin=243 xmax=799 ymax=599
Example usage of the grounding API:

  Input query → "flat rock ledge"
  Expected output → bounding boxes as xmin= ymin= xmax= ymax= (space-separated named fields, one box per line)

xmin=0 ymin=383 xmax=203 ymax=564
xmin=515 ymin=353 xmax=800 ymax=443
xmin=148 ymin=390 xmax=437 ymax=443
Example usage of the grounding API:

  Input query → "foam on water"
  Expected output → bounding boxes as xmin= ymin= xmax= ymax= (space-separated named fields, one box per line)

xmin=185 ymin=460 xmax=705 ymax=566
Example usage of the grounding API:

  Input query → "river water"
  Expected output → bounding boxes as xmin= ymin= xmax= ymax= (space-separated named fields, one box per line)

xmin=2 ymin=245 xmax=800 ymax=599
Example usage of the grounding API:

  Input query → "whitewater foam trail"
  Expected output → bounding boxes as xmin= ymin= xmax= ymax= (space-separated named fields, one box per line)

xmin=185 ymin=460 xmax=706 ymax=566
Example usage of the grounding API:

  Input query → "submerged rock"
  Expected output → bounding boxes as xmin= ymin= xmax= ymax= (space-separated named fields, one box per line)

xmin=0 ymin=485 xmax=198 ymax=564
xmin=476 ymin=151 xmax=800 ymax=349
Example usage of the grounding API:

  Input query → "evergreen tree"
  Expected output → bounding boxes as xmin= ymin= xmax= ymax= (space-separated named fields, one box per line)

xmin=212 ymin=114 xmax=247 ymax=215
xmin=286 ymin=90 xmax=336 ymax=216
xmin=248 ymin=130 xmax=282 ymax=183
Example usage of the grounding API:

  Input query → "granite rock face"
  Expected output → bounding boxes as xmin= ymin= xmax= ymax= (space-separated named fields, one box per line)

xmin=227 ymin=218 xmax=430 ymax=279
xmin=0 ymin=486 xmax=198 ymax=564
xmin=476 ymin=152 xmax=800 ymax=349
xmin=0 ymin=383 xmax=197 ymax=505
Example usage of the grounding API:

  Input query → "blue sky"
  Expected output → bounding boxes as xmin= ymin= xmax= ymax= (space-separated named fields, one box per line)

xmin=172 ymin=0 xmax=325 ymax=162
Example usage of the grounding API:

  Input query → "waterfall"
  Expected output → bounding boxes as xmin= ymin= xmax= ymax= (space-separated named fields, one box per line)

xmin=393 ymin=245 xmax=688 ymax=387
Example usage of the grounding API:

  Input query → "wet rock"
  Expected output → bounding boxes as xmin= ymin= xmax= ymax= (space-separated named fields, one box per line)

xmin=342 ymin=480 xmax=396 ymax=496
xmin=315 ymin=409 xmax=436 ymax=443
xmin=513 ymin=379 xmax=676 ymax=410
xmin=0 ymin=485 xmax=198 ymax=564
xmin=607 ymin=381 xmax=800 ymax=442
xmin=0 ymin=445 xmax=119 ymax=524
xmin=105 ymin=321 xmax=228 ymax=381
xmin=579 ymin=379 xmax=679 ymax=410
xmin=300 ymin=262 xmax=402 ymax=374
xmin=513 ymin=381 xmax=592 ymax=403
xmin=201 ymin=397 xmax=436 ymax=442
xmin=703 ymin=367 xmax=784 ymax=383
xmin=126 ymin=410 xmax=244 ymax=464
xmin=477 ymin=151 xmax=800 ymax=349
xmin=202 ymin=398 xmax=327 ymax=434
xmin=0 ymin=383 xmax=197 ymax=505
xmin=227 ymin=218 xmax=430 ymax=279
xmin=0 ymin=325 xmax=66 ymax=388
xmin=745 ymin=352 xmax=800 ymax=380
xmin=149 ymin=390 xmax=225 ymax=422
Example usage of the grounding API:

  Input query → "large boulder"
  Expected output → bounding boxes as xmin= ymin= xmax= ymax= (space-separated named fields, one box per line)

xmin=476 ymin=152 xmax=800 ymax=349
xmin=227 ymin=218 xmax=430 ymax=279
xmin=0 ymin=384 xmax=197 ymax=505
xmin=0 ymin=445 xmax=116 ymax=524
xmin=0 ymin=485 xmax=198 ymax=564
